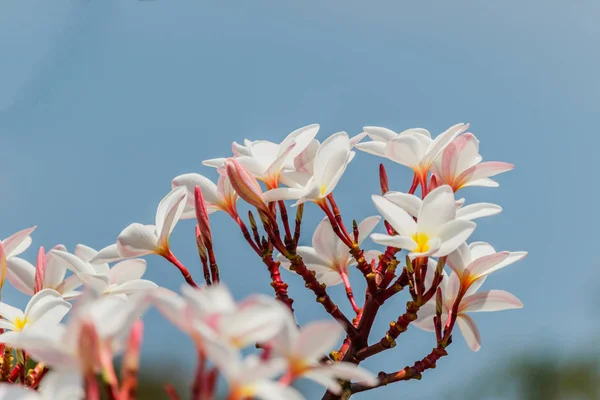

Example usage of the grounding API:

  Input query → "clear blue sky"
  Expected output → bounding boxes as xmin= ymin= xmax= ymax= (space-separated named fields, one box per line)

xmin=1 ymin=1 xmax=598 ymax=398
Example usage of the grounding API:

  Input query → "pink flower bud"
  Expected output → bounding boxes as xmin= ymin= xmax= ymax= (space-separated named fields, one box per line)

xmin=225 ymin=158 xmax=269 ymax=213
xmin=34 ymin=246 xmax=46 ymax=294
xmin=194 ymin=186 xmax=213 ymax=248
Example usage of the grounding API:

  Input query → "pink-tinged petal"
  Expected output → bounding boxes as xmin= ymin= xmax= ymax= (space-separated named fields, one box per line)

xmin=155 ymin=186 xmax=188 ymax=243
xmin=455 ymin=161 xmax=514 ymax=188
xmin=355 ymin=141 xmax=387 ymax=157
xmin=357 ymin=216 xmax=381 ymax=245
xmin=202 ymin=157 xmax=228 ymax=168
xmin=363 ymin=126 xmax=398 ymax=142
xmin=315 ymin=271 xmax=343 ymax=286
xmin=417 ymin=185 xmax=457 ymax=234
xmin=253 ymin=381 xmax=305 ymax=400
xmin=217 ymin=175 xmax=238 ymax=211
xmin=294 ymin=247 xmax=330 ymax=268
xmin=312 ymin=219 xmax=340 ymax=264
xmin=494 ymin=251 xmax=528 ymax=271
xmin=2 ymin=226 xmax=36 ymax=258
xmin=422 ymin=258 xmax=441 ymax=292
xmin=58 ymin=275 xmax=83 ymax=294
xmin=446 ymin=272 xmax=461 ymax=303
xmin=49 ymin=250 xmax=95 ymax=275
xmin=294 ymin=321 xmax=343 ymax=362
xmin=384 ymin=192 xmax=422 ymax=217
xmin=172 ymin=173 xmax=221 ymax=219
xmin=446 ymin=243 xmax=471 ymax=277
xmin=411 ymin=302 xmax=437 ymax=332
xmin=384 ymin=134 xmax=425 ymax=168
xmin=181 ymin=284 xmax=237 ymax=317
xmin=466 ymin=252 xmax=510 ymax=281
xmin=460 ymin=290 xmax=523 ymax=313
xmin=108 ymin=259 xmax=147 ymax=285
xmin=117 ymin=224 xmax=159 ymax=258
xmin=422 ymin=123 xmax=469 ymax=168
xmin=109 ymin=280 xmax=157 ymax=295
xmin=456 ymin=314 xmax=481 ymax=352
xmin=43 ymin=251 xmax=68 ymax=290
xmin=401 ymin=128 xmax=431 ymax=138
xmin=265 ymin=142 xmax=297 ymax=182
xmin=465 ymin=275 xmax=487 ymax=297
xmin=263 ymin=188 xmax=305 ymax=202
xmin=232 ymin=140 xmax=251 ymax=156
xmin=453 ymin=133 xmax=481 ymax=174
xmin=293 ymin=139 xmax=319 ymax=173
xmin=89 ymin=244 xmax=122 ymax=264
xmin=225 ymin=158 xmax=269 ymax=212
xmin=371 ymin=195 xmax=417 ymax=237
xmin=74 ymin=244 xmax=109 ymax=276
xmin=6 ymin=257 xmax=35 ymax=296
xmin=25 ymin=289 xmax=71 ymax=327
xmin=434 ymin=220 xmax=476 ymax=257
xmin=468 ymin=242 xmax=496 ymax=260
xmin=370 ymin=233 xmax=417 ymax=250
xmin=456 ymin=203 xmax=502 ymax=221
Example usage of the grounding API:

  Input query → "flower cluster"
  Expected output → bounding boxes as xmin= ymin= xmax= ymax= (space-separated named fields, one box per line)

xmin=0 ymin=123 xmax=525 ymax=399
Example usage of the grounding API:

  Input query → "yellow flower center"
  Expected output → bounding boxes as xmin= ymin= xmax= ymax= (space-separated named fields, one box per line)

xmin=412 ymin=233 xmax=430 ymax=253
xmin=14 ymin=317 xmax=27 ymax=331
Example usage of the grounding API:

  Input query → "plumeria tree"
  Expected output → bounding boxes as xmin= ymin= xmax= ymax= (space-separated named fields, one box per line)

xmin=0 ymin=123 xmax=526 ymax=399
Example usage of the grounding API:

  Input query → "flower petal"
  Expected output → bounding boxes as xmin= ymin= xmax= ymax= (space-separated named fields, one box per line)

xmin=363 ymin=126 xmax=398 ymax=142
xmin=456 ymin=314 xmax=481 ymax=352
xmin=384 ymin=192 xmax=421 ymax=217
xmin=456 ymin=203 xmax=502 ymax=221
xmin=370 ymin=233 xmax=417 ymax=250
xmin=2 ymin=227 xmax=36 ymax=258
xmin=422 ymin=123 xmax=468 ymax=168
xmin=109 ymin=279 xmax=157 ymax=295
xmin=89 ymin=244 xmax=122 ymax=264
xmin=172 ymin=173 xmax=221 ymax=219
xmin=371 ymin=195 xmax=417 ymax=237
xmin=117 ymin=224 xmax=159 ymax=258
xmin=24 ymin=289 xmax=71 ymax=327
xmin=466 ymin=251 xmax=510 ymax=281
xmin=0 ymin=302 xmax=23 ymax=325
xmin=253 ymin=381 xmax=305 ymax=400
xmin=434 ymin=220 xmax=476 ymax=257
xmin=355 ymin=141 xmax=387 ymax=157
xmin=108 ymin=259 xmax=147 ymax=285
xmin=5 ymin=257 xmax=35 ymax=296
xmin=411 ymin=302 xmax=436 ymax=332
xmin=155 ymin=186 xmax=188 ymax=242
xmin=314 ymin=363 xmax=378 ymax=387
xmin=417 ymin=185 xmax=456 ymax=234
xmin=311 ymin=219 xmax=340 ymax=264
xmin=357 ymin=216 xmax=382 ymax=245
xmin=468 ymin=242 xmax=496 ymax=260
xmin=460 ymin=290 xmax=523 ymax=313
xmin=446 ymin=243 xmax=471 ymax=276
xmin=294 ymin=320 xmax=343 ymax=362
xmin=384 ymin=134 xmax=425 ymax=168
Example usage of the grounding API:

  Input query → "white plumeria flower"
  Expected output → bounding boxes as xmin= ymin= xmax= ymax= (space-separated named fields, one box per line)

xmin=356 ymin=124 xmax=469 ymax=181
xmin=153 ymin=284 xmax=288 ymax=348
xmin=172 ymin=173 xmax=238 ymax=218
xmin=204 ymin=124 xmax=320 ymax=189
xmin=447 ymin=242 xmax=527 ymax=291
xmin=432 ymin=133 xmax=514 ymax=191
xmin=270 ymin=320 xmax=378 ymax=395
xmin=0 ymin=293 xmax=149 ymax=371
xmin=371 ymin=185 xmax=476 ymax=258
xmin=2 ymin=226 xmax=37 ymax=293
xmin=7 ymin=245 xmax=83 ymax=300
xmin=263 ymin=132 xmax=356 ymax=206
xmin=51 ymin=248 xmax=157 ymax=297
xmin=0 ymin=371 xmax=83 ymax=400
xmin=0 ymin=289 xmax=71 ymax=332
xmin=414 ymin=269 xmax=523 ymax=352
xmin=91 ymin=186 xmax=188 ymax=261
xmin=231 ymin=138 xmax=255 ymax=156
xmin=277 ymin=216 xmax=380 ymax=286
xmin=384 ymin=191 xmax=503 ymax=222
xmin=203 ymin=337 xmax=303 ymax=400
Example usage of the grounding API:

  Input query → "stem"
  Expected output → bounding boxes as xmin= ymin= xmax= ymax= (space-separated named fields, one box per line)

xmin=408 ymin=174 xmax=418 ymax=194
xmin=293 ymin=204 xmax=304 ymax=248
xmin=340 ymin=270 xmax=360 ymax=314
xmin=235 ymin=215 xmax=262 ymax=256
xmin=319 ymin=201 xmax=353 ymax=248
xmin=278 ymin=200 xmax=293 ymax=242
xmin=163 ymin=251 xmax=198 ymax=287
xmin=327 ymin=194 xmax=353 ymax=244
xmin=165 ymin=384 xmax=181 ymax=400
xmin=191 ymin=349 xmax=206 ymax=400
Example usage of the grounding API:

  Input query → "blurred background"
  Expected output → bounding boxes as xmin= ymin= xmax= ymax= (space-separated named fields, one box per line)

xmin=1 ymin=1 xmax=599 ymax=399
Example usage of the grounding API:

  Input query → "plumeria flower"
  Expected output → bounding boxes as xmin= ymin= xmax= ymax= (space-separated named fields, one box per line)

xmin=277 ymin=216 xmax=380 ymax=286
xmin=384 ymin=191 xmax=502 ymax=222
xmin=270 ymin=320 xmax=378 ymax=394
xmin=204 ymin=124 xmax=320 ymax=188
xmin=51 ymin=249 xmax=157 ymax=297
xmin=0 ymin=289 xmax=71 ymax=332
xmin=153 ymin=284 xmax=288 ymax=348
xmin=0 ymin=371 xmax=83 ymax=400
xmin=2 ymin=226 xmax=37 ymax=292
xmin=0 ymin=292 xmax=149 ymax=371
xmin=446 ymin=242 xmax=527 ymax=292
xmin=263 ymin=132 xmax=356 ymax=206
xmin=6 ymin=245 xmax=99 ymax=299
xmin=91 ymin=186 xmax=187 ymax=261
xmin=203 ymin=337 xmax=303 ymax=400
xmin=356 ymin=124 xmax=469 ymax=182
xmin=172 ymin=173 xmax=238 ymax=218
xmin=431 ymin=133 xmax=514 ymax=191
xmin=371 ymin=185 xmax=476 ymax=258
xmin=414 ymin=269 xmax=523 ymax=351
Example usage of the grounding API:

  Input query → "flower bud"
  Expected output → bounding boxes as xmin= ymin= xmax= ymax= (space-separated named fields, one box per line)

xmin=436 ymin=287 xmax=443 ymax=317
xmin=34 ymin=247 xmax=46 ymax=294
xmin=194 ymin=186 xmax=213 ymax=248
xmin=379 ymin=163 xmax=389 ymax=195
xmin=225 ymin=158 xmax=269 ymax=213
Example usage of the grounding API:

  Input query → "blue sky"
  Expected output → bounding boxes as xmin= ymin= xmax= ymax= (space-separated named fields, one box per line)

xmin=1 ymin=1 xmax=599 ymax=398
